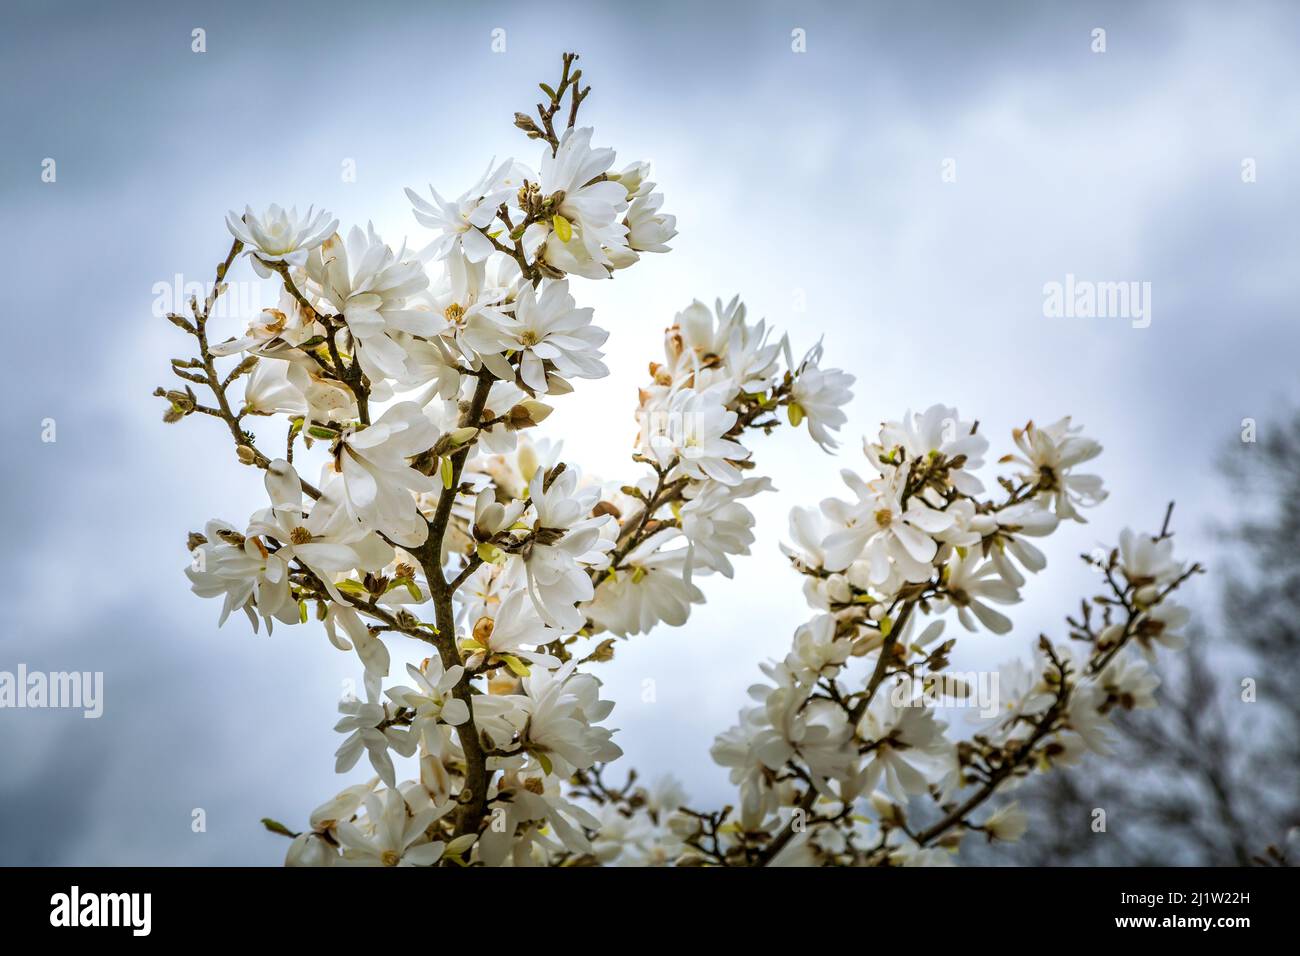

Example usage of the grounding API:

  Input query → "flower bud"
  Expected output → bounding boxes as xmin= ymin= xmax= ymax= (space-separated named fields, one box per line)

xmin=1097 ymin=622 xmax=1125 ymax=650
xmin=1134 ymin=584 xmax=1160 ymax=607
xmin=612 ymin=160 xmax=651 ymax=197
xmin=506 ymin=400 xmax=553 ymax=430
xmin=592 ymin=500 xmax=621 ymax=520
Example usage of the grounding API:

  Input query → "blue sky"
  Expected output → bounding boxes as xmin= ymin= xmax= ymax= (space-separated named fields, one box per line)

xmin=1 ymin=0 xmax=1297 ymax=863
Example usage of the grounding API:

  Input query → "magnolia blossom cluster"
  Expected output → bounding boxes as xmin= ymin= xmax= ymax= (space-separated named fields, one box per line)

xmin=159 ymin=55 xmax=857 ymax=866
xmin=159 ymin=55 xmax=1197 ymax=868
xmin=583 ymin=411 xmax=1200 ymax=866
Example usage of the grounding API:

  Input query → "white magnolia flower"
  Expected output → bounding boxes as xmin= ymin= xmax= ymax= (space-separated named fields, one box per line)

xmin=226 ymin=203 xmax=337 ymax=275
xmin=975 ymin=501 xmax=1059 ymax=587
xmin=209 ymin=293 xmax=319 ymax=357
xmin=454 ymin=562 xmax=510 ymax=628
xmin=470 ymin=691 xmax=530 ymax=751
xmin=186 ymin=519 xmax=296 ymax=632
xmin=241 ymin=357 xmax=308 ymax=417
xmin=589 ymin=803 xmax=649 ymax=864
xmin=242 ymin=348 xmax=354 ymax=423
xmin=518 ymin=465 xmax=613 ymax=631
xmin=322 ymin=604 xmax=391 ymax=680
xmin=745 ymin=664 xmax=856 ymax=794
xmin=643 ymin=774 xmax=689 ymax=818
xmin=285 ymin=833 xmax=339 ymax=867
xmin=1007 ymin=417 xmax=1107 ymax=521
xmin=1096 ymin=651 xmax=1161 ymax=710
xmin=874 ymin=404 xmax=986 ymax=493
xmin=465 ymin=588 xmax=561 ymax=671
xmin=469 ymin=486 xmax=526 ymax=544
xmin=1118 ymin=527 xmax=1184 ymax=586
xmin=334 ymin=789 xmax=447 ymax=867
xmin=982 ymin=801 xmax=1030 ymax=843
xmin=334 ymin=676 xmax=417 ymax=788
xmin=369 ymin=549 xmax=433 ymax=612
xmin=590 ymin=804 xmax=685 ymax=866
xmin=478 ymin=433 xmax=564 ymax=500
xmin=791 ymin=342 xmax=855 ymax=451
xmin=646 ymin=384 xmax=750 ymax=485
xmin=857 ymin=689 xmax=954 ymax=803
xmin=307 ymin=225 xmax=434 ymax=383
xmin=249 ymin=459 xmax=394 ymax=606
xmin=679 ymin=476 xmax=772 ymax=577
xmin=476 ymin=769 xmax=601 ymax=866
xmin=1131 ymin=600 xmax=1191 ymax=660
xmin=658 ymin=297 xmax=783 ymax=399
xmin=520 ymin=662 xmax=622 ymax=776
xmin=786 ymin=614 xmax=852 ymax=679
xmin=624 ymin=187 xmax=676 ymax=252
xmin=983 ymin=654 xmax=1058 ymax=743
xmin=386 ymin=657 xmax=471 ymax=732
xmin=464 ymin=279 xmax=608 ymax=393
xmin=932 ymin=498 xmax=986 ymax=551
xmin=586 ymin=529 xmax=705 ymax=636
xmin=710 ymin=709 xmax=782 ymax=830
xmin=1062 ymin=681 xmax=1116 ymax=757
xmin=406 ymin=158 xmax=516 ymax=262
xmin=286 ymin=778 xmax=379 ymax=866
xmin=939 ymin=549 xmax=1021 ymax=634
xmin=322 ymin=402 xmax=440 ymax=547
xmin=413 ymin=251 xmax=512 ymax=390
xmin=885 ymin=830 xmax=957 ymax=867
xmin=526 ymin=127 xmax=630 ymax=279
xmin=609 ymin=184 xmax=677 ymax=268
xmin=822 ymin=470 xmax=954 ymax=580
xmin=782 ymin=504 xmax=842 ymax=572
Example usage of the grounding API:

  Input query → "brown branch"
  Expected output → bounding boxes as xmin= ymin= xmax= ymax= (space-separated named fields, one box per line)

xmin=171 ymin=238 xmax=322 ymax=499
xmin=415 ymin=373 xmax=496 ymax=840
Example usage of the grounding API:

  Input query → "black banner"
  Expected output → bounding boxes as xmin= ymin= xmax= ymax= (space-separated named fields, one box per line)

xmin=0 ymin=866 xmax=1290 ymax=940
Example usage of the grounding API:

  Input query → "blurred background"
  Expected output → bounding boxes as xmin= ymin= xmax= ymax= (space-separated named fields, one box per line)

xmin=1 ymin=0 xmax=1297 ymax=864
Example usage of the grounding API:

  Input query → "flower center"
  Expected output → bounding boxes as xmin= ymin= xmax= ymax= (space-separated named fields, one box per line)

xmin=519 ymin=329 xmax=540 ymax=347
xmin=874 ymin=509 xmax=893 ymax=529
xmin=259 ymin=308 xmax=287 ymax=335
xmin=523 ymin=777 xmax=545 ymax=794
xmin=381 ymin=850 xmax=401 ymax=867
xmin=290 ymin=526 xmax=313 ymax=545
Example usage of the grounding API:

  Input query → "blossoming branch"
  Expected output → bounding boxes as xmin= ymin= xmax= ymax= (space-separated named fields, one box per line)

xmin=155 ymin=52 xmax=1198 ymax=867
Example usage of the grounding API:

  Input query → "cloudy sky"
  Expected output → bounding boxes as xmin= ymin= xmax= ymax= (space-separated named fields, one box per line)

xmin=1 ymin=0 xmax=1297 ymax=864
